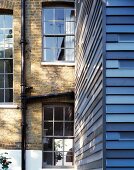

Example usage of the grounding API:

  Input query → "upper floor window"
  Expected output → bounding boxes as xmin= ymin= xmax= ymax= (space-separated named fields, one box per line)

xmin=0 ymin=14 xmax=13 ymax=103
xmin=43 ymin=105 xmax=74 ymax=168
xmin=43 ymin=7 xmax=75 ymax=62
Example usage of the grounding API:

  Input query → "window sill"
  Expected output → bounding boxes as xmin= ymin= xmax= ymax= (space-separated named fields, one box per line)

xmin=41 ymin=62 xmax=75 ymax=66
xmin=0 ymin=104 xmax=19 ymax=109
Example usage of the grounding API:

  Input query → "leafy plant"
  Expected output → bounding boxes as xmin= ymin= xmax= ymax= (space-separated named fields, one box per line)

xmin=0 ymin=153 xmax=12 ymax=170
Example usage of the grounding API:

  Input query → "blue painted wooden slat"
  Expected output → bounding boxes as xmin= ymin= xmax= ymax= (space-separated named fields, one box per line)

xmin=107 ymin=0 xmax=134 ymax=6
xmin=106 ymin=105 xmax=134 ymax=113
xmin=106 ymin=25 xmax=134 ymax=33
xmin=106 ymin=96 xmax=134 ymax=104
xmin=106 ymin=87 xmax=134 ymax=95
xmin=106 ymin=70 xmax=134 ymax=77
xmin=107 ymin=141 xmax=134 ymax=149
xmin=106 ymin=7 xmax=134 ymax=15
xmin=106 ymin=114 xmax=134 ymax=122
xmin=106 ymin=159 xmax=134 ymax=167
xmin=106 ymin=43 xmax=134 ymax=51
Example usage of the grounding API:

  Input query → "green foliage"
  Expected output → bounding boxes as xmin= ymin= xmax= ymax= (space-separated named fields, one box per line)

xmin=0 ymin=153 xmax=12 ymax=170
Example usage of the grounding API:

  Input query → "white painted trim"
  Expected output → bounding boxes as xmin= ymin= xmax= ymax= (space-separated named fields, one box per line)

xmin=0 ymin=104 xmax=19 ymax=109
xmin=41 ymin=62 xmax=75 ymax=66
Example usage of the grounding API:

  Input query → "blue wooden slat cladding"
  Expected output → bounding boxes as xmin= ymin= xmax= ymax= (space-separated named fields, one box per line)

xmin=75 ymin=0 xmax=103 ymax=169
xmin=106 ymin=0 xmax=134 ymax=169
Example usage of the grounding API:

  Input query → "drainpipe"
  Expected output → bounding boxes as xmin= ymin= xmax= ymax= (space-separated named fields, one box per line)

xmin=21 ymin=0 xmax=26 ymax=169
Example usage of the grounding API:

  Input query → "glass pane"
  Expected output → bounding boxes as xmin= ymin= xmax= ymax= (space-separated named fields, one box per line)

xmin=65 ymin=49 xmax=74 ymax=61
xmin=54 ymin=21 xmax=64 ymax=34
xmin=44 ymin=21 xmax=54 ymax=34
xmin=5 ymin=89 xmax=13 ymax=102
xmin=0 ymin=75 xmax=4 ymax=88
xmin=56 ymin=37 xmax=65 ymax=48
xmin=64 ymin=139 xmax=73 ymax=152
xmin=44 ymin=107 xmax=53 ymax=121
xmin=54 ymin=107 xmax=63 ymax=121
xmin=65 ymin=9 xmax=75 ymax=21
xmin=65 ymin=36 xmax=74 ymax=48
xmin=54 ymin=139 xmax=63 ymax=152
xmin=44 ymin=49 xmax=55 ymax=62
xmin=65 ymin=22 xmax=75 ymax=34
xmin=55 ymin=151 xmax=63 ymax=166
xmin=5 ymin=74 xmax=13 ymax=88
xmin=54 ymin=122 xmax=63 ymax=136
xmin=56 ymin=48 xmax=64 ymax=61
xmin=5 ymin=48 xmax=12 ymax=58
xmin=0 ymin=15 xmax=4 ymax=28
xmin=5 ymin=15 xmax=13 ymax=28
xmin=43 ymin=152 xmax=53 ymax=166
xmin=44 ymin=122 xmax=53 ymax=136
xmin=44 ymin=37 xmax=55 ymax=48
xmin=55 ymin=9 xmax=64 ymax=21
xmin=43 ymin=138 xmax=53 ymax=151
xmin=0 ymin=61 xmax=4 ymax=73
xmin=5 ymin=60 xmax=13 ymax=73
xmin=44 ymin=9 xmax=53 ymax=21
xmin=0 ymin=49 xmax=4 ymax=58
xmin=0 ymin=89 xmax=4 ymax=102
xmin=65 ymin=123 xmax=73 ymax=136
xmin=65 ymin=106 xmax=74 ymax=121
xmin=64 ymin=152 xmax=73 ymax=166
xmin=0 ymin=34 xmax=4 ymax=43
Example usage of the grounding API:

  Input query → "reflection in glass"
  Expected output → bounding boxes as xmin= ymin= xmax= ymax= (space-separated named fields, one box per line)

xmin=54 ymin=107 xmax=63 ymax=120
xmin=65 ymin=123 xmax=73 ymax=136
xmin=55 ymin=151 xmax=63 ymax=166
xmin=0 ymin=16 xmax=4 ymax=28
xmin=0 ymin=34 xmax=4 ymax=43
xmin=55 ymin=9 xmax=64 ymax=21
xmin=54 ymin=139 xmax=63 ymax=151
xmin=65 ymin=36 xmax=74 ymax=48
xmin=0 ymin=89 xmax=4 ymax=102
xmin=54 ymin=122 xmax=63 ymax=136
xmin=44 ymin=107 xmax=53 ymax=121
xmin=65 ymin=9 xmax=75 ymax=21
xmin=5 ymin=48 xmax=12 ymax=58
xmin=64 ymin=139 xmax=73 ymax=152
xmin=0 ymin=75 xmax=4 ymax=88
xmin=5 ymin=15 xmax=13 ymax=28
xmin=65 ymin=22 xmax=75 ymax=34
xmin=0 ymin=61 xmax=4 ymax=73
xmin=54 ymin=21 xmax=64 ymax=34
xmin=44 ymin=49 xmax=55 ymax=62
xmin=44 ymin=122 xmax=53 ymax=136
xmin=44 ymin=22 xmax=54 ymax=34
xmin=64 ymin=152 xmax=73 ymax=166
xmin=44 ymin=37 xmax=55 ymax=48
xmin=66 ymin=49 xmax=74 ymax=61
xmin=43 ymin=138 xmax=53 ymax=151
xmin=43 ymin=152 xmax=53 ymax=166
xmin=5 ymin=89 xmax=13 ymax=102
xmin=0 ymin=49 xmax=4 ymax=58
xmin=44 ymin=9 xmax=53 ymax=21
xmin=65 ymin=107 xmax=74 ymax=121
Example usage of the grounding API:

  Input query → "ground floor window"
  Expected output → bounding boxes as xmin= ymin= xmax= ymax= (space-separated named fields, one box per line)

xmin=43 ymin=105 xmax=74 ymax=167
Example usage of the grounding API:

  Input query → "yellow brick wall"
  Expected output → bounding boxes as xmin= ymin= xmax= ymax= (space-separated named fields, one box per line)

xmin=0 ymin=0 xmax=75 ymax=150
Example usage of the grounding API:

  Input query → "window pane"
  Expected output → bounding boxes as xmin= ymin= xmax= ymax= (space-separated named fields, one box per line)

xmin=65 ymin=9 xmax=75 ymax=21
xmin=0 ymin=48 xmax=4 ymax=58
xmin=54 ymin=122 xmax=63 ymax=136
xmin=44 ymin=122 xmax=53 ymax=136
xmin=0 ymin=61 xmax=4 ymax=73
xmin=55 ymin=151 xmax=63 ymax=166
xmin=44 ymin=22 xmax=54 ymax=34
xmin=44 ymin=107 xmax=53 ymax=121
xmin=5 ymin=89 xmax=13 ymax=102
xmin=54 ymin=139 xmax=63 ymax=151
xmin=5 ymin=60 xmax=13 ymax=73
xmin=56 ymin=48 xmax=64 ymax=61
xmin=5 ymin=15 xmax=13 ymax=28
xmin=65 ymin=107 xmax=74 ymax=121
xmin=0 ymin=89 xmax=4 ymax=102
xmin=43 ymin=138 xmax=53 ymax=151
xmin=5 ymin=74 xmax=13 ymax=88
xmin=0 ymin=75 xmax=4 ymax=88
xmin=64 ymin=152 xmax=73 ymax=166
xmin=64 ymin=139 xmax=73 ymax=152
xmin=0 ymin=33 xmax=4 ymax=43
xmin=44 ymin=9 xmax=53 ymax=21
xmin=55 ymin=9 xmax=64 ymax=21
xmin=54 ymin=107 xmax=63 ymax=121
xmin=54 ymin=21 xmax=64 ymax=34
xmin=43 ymin=152 xmax=53 ymax=166
xmin=44 ymin=37 xmax=55 ymax=48
xmin=65 ymin=36 xmax=74 ymax=48
xmin=44 ymin=49 xmax=55 ymax=62
xmin=65 ymin=22 xmax=75 ymax=34
xmin=65 ymin=49 xmax=74 ymax=61
xmin=65 ymin=123 xmax=73 ymax=136
xmin=56 ymin=37 xmax=65 ymax=48
xmin=0 ymin=15 xmax=4 ymax=28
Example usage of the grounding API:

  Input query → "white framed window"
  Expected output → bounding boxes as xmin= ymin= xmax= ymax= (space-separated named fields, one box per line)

xmin=42 ymin=7 xmax=75 ymax=62
xmin=0 ymin=14 xmax=13 ymax=103
xmin=43 ymin=105 xmax=74 ymax=168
